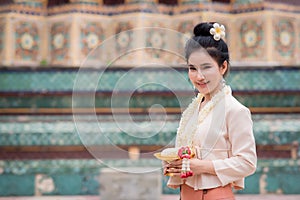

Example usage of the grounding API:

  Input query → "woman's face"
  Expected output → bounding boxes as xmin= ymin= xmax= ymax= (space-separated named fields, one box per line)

xmin=188 ymin=50 xmax=227 ymax=99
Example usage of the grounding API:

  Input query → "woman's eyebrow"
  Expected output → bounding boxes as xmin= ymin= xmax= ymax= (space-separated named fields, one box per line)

xmin=188 ymin=63 xmax=211 ymax=67
xmin=187 ymin=63 xmax=195 ymax=67
xmin=200 ymin=63 xmax=212 ymax=66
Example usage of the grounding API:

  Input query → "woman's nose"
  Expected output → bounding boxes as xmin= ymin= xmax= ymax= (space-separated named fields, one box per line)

xmin=196 ymin=70 xmax=205 ymax=79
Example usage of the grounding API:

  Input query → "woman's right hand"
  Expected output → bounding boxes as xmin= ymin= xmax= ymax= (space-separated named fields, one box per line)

xmin=162 ymin=161 xmax=169 ymax=176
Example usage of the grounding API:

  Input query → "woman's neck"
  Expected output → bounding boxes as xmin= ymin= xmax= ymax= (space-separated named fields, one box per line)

xmin=203 ymin=84 xmax=224 ymax=102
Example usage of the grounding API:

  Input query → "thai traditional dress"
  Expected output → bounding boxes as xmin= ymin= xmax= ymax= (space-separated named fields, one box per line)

xmin=167 ymin=86 xmax=257 ymax=200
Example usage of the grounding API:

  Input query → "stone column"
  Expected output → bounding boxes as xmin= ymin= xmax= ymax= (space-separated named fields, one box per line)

xmin=1 ymin=16 xmax=12 ymax=66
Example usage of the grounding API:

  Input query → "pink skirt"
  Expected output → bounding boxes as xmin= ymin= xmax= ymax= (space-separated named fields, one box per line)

xmin=180 ymin=184 xmax=235 ymax=200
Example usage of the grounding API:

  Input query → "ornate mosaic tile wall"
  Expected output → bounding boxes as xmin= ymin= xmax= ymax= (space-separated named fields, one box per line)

xmin=0 ymin=158 xmax=300 ymax=195
xmin=0 ymin=0 xmax=300 ymax=197
xmin=0 ymin=67 xmax=299 ymax=108
xmin=1 ymin=67 xmax=300 ymax=92
xmin=0 ymin=114 xmax=299 ymax=148
xmin=0 ymin=66 xmax=300 ymax=196
xmin=0 ymin=0 xmax=299 ymax=67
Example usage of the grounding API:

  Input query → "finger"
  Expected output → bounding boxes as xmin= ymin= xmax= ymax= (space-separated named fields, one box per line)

xmin=167 ymin=163 xmax=182 ymax=168
xmin=170 ymin=172 xmax=181 ymax=176
xmin=163 ymin=168 xmax=168 ymax=175
xmin=166 ymin=171 xmax=181 ymax=177
xmin=167 ymin=160 xmax=182 ymax=166
xmin=167 ymin=167 xmax=182 ymax=174
xmin=164 ymin=167 xmax=180 ymax=176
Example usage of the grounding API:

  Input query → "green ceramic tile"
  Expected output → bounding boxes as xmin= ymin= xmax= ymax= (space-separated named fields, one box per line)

xmin=0 ymin=159 xmax=299 ymax=195
xmin=0 ymin=174 xmax=35 ymax=196
xmin=1 ymin=68 xmax=300 ymax=92
xmin=235 ymin=173 xmax=261 ymax=194
xmin=0 ymin=114 xmax=300 ymax=147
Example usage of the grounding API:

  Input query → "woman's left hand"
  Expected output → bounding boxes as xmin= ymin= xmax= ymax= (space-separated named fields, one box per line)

xmin=167 ymin=158 xmax=202 ymax=176
xmin=165 ymin=159 xmax=182 ymax=176
xmin=166 ymin=158 xmax=215 ymax=176
xmin=190 ymin=158 xmax=216 ymax=176
xmin=189 ymin=158 xmax=203 ymax=175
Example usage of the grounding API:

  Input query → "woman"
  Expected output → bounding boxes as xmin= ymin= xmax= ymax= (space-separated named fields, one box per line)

xmin=163 ymin=22 xmax=257 ymax=200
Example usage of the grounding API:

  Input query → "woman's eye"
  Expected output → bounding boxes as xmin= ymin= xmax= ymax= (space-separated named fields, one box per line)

xmin=189 ymin=66 xmax=196 ymax=71
xmin=203 ymin=65 xmax=211 ymax=69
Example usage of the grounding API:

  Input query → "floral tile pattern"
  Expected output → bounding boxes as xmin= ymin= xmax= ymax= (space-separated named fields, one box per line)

xmin=115 ymin=21 xmax=133 ymax=55
xmin=274 ymin=18 xmax=295 ymax=58
xmin=50 ymin=22 xmax=71 ymax=64
xmin=0 ymin=0 xmax=299 ymax=66
xmin=176 ymin=20 xmax=194 ymax=56
xmin=80 ymin=22 xmax=104 ymax=59
xmin=145 ymin=22 xmax=167 ymax=59
xmin=239 ymin=20 xmax=264 ymax=59
xmin=15 ymin=21 xmax=39 ymax=61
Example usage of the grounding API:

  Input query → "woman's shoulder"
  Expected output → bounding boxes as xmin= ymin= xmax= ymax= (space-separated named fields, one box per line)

xmin=224 ymin=94 xmax=252 ymax=126
xmin=225 ymin=93 xmax=250 ymax=114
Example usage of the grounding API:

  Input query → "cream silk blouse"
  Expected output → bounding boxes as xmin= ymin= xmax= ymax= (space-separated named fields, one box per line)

xmin=167 ymin=88 xmax=257 ymax=190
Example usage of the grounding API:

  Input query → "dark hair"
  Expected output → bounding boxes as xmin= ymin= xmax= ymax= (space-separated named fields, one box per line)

xmin=185 ymin=22 xmax=230 ymax=76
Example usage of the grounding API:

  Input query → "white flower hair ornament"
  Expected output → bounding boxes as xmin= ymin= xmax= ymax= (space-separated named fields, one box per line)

xmin=209 ymin=23 xmax=225 ymax=41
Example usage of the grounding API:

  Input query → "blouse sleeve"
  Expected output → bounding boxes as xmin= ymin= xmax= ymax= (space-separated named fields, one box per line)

xmin=212 ymin=106 xmax=257 ymax=186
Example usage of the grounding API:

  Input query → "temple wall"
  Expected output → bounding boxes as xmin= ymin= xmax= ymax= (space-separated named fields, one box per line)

xmin=0 ymin=0 xmax=299 ymax=67
xmin=0 ymin=0 xmax=300 ymax=197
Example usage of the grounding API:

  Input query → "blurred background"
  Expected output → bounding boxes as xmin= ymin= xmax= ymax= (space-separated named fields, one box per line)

xmin=0 ymin=0 xmax=299 ymax=199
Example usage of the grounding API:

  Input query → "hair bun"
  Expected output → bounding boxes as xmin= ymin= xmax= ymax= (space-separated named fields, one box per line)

xmin=193 ymin=22 xmax=213 ymax=37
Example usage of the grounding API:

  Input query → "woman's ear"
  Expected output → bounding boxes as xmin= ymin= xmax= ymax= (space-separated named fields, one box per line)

xmin=220 ymin=60 xmax=228 ymax=75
